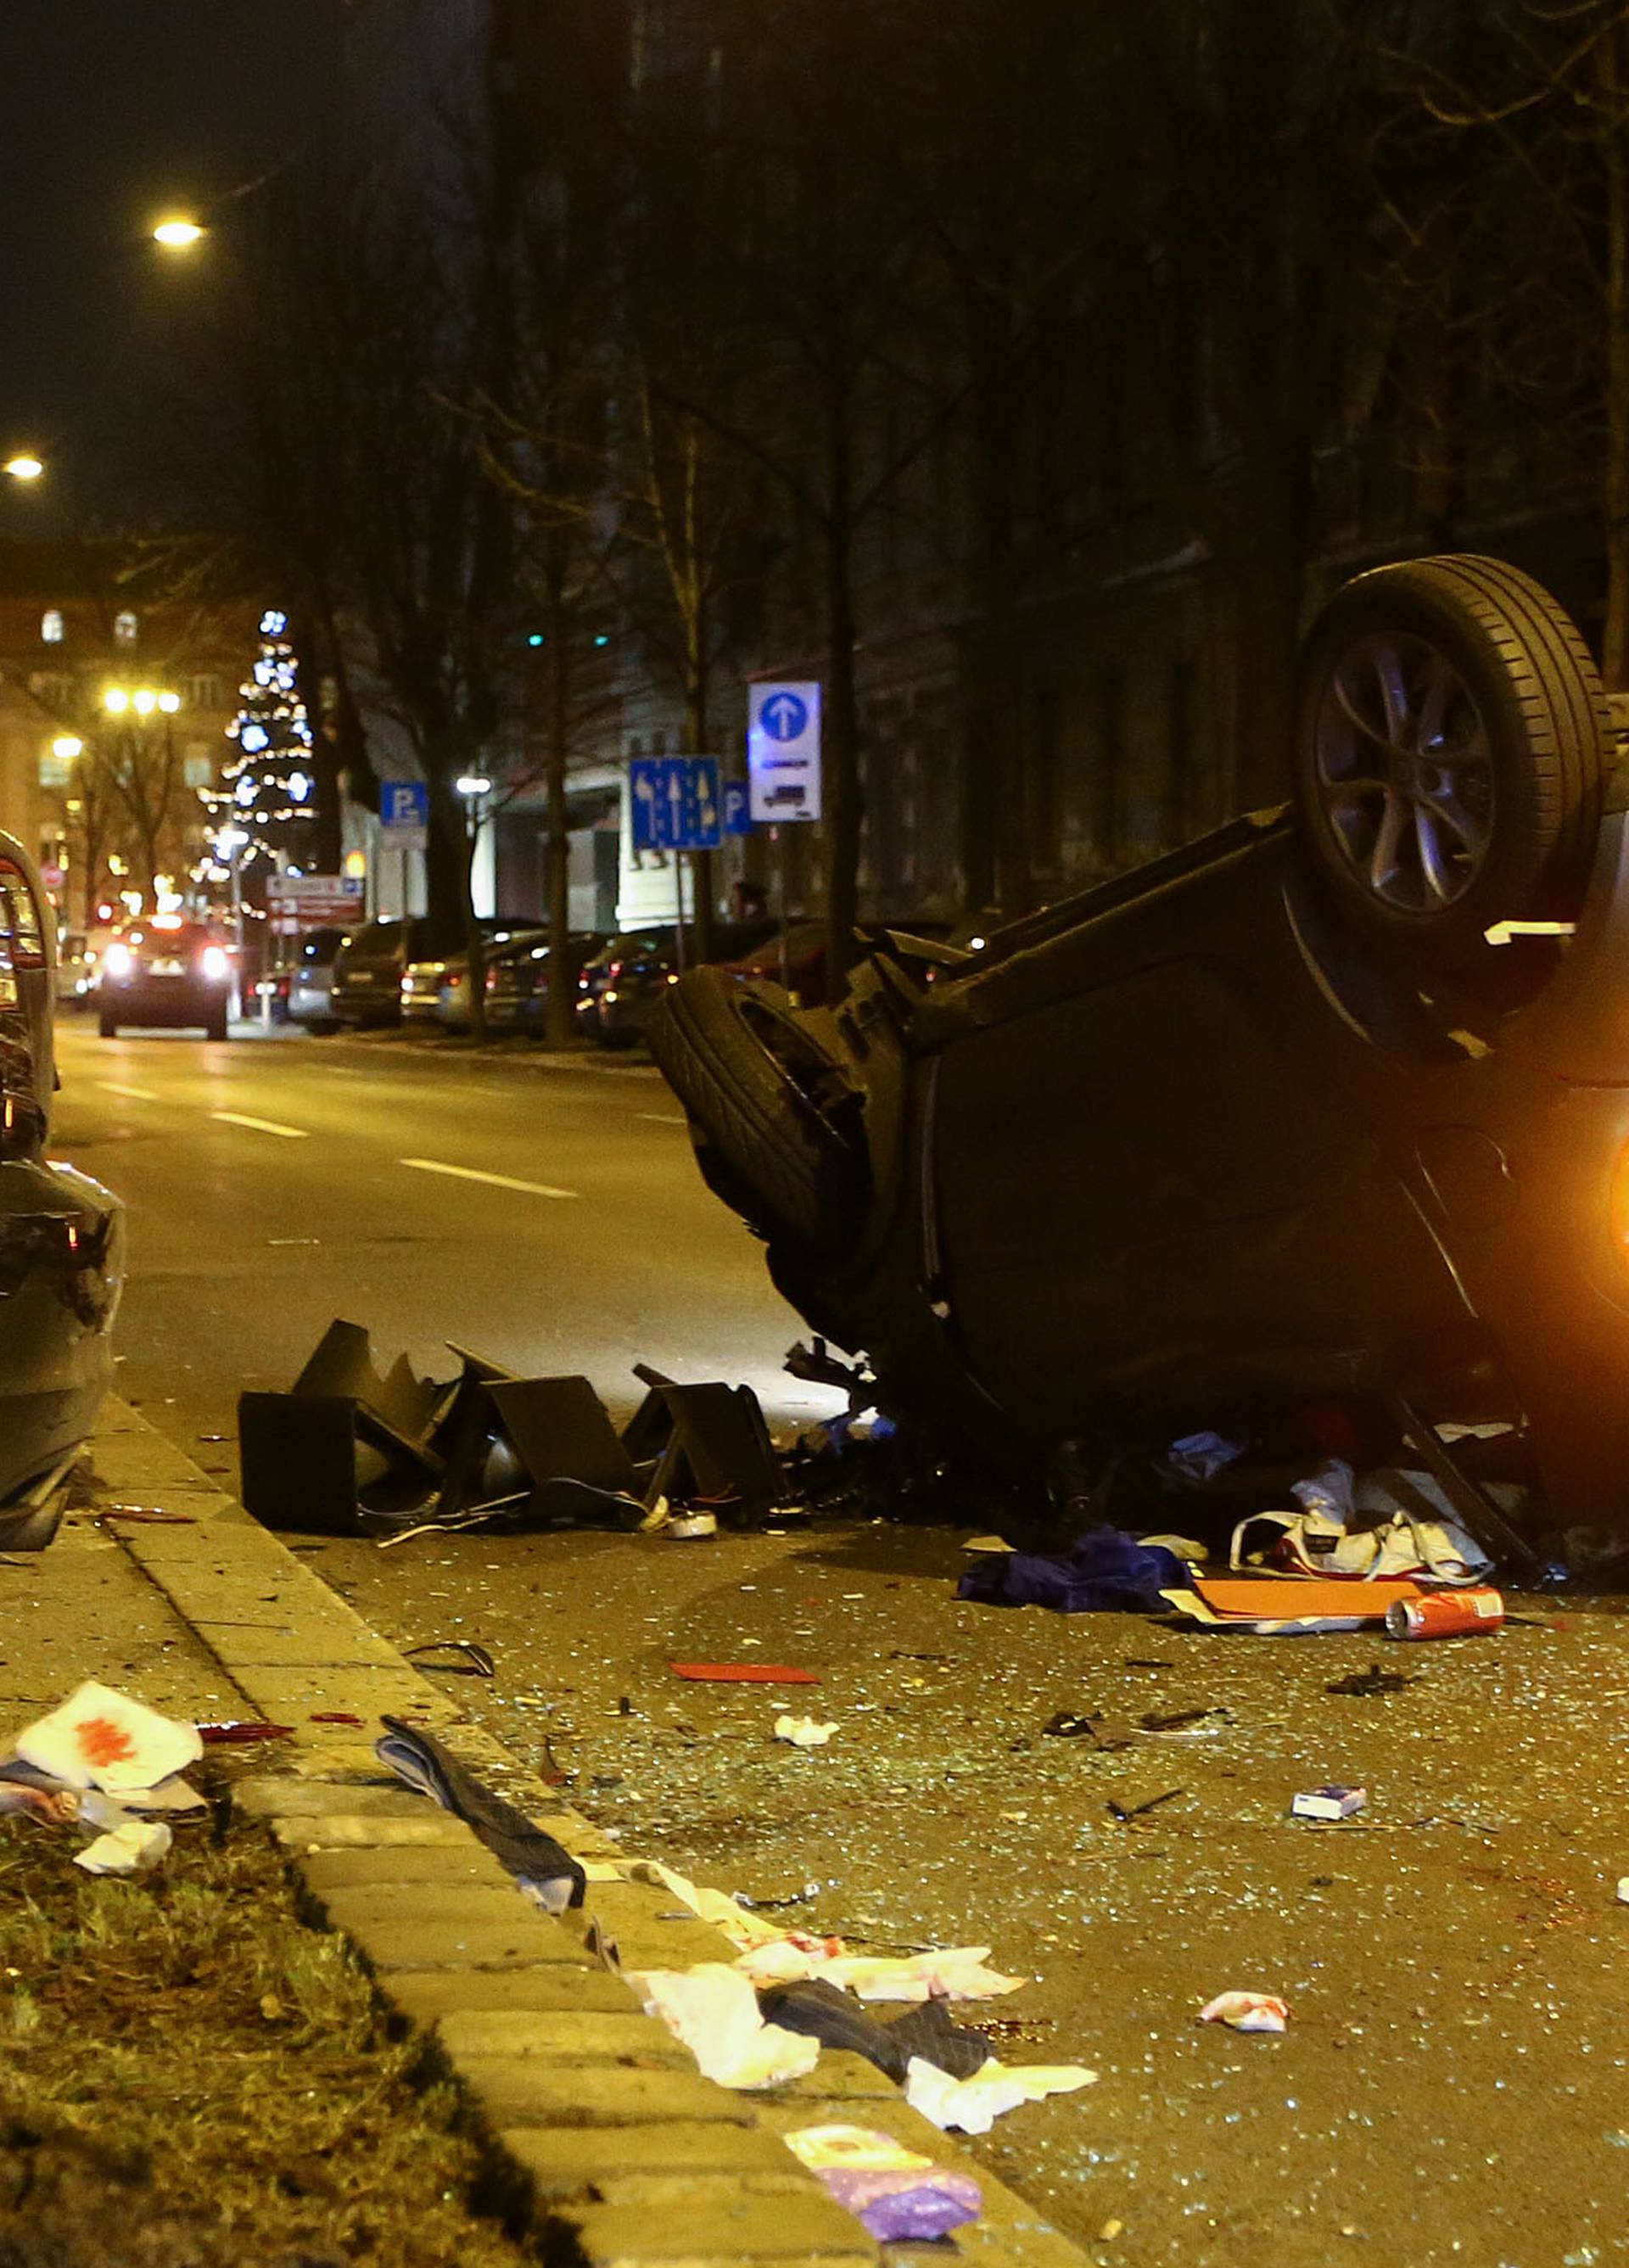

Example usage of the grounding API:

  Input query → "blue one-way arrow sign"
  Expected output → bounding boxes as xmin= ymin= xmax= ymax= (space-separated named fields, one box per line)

xmin=747 ymin=682 xmax=821 ymax=824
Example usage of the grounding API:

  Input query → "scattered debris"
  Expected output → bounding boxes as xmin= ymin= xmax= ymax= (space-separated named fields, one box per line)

xmin=784 ymin=2125 xmax=982 ymax=2241
xmin=99 ymin=1506 xmax=198 ymax=1526
xmin=1233 ymin=1460 xmax=1493 ymax=1583
xmin=1164 ymin=1430 xmax=1246 ymax=1484
xmin=757 ymin=1979 xmax=994 ymax=2083
xmin=666 ymin=1510 xmax=719 ymax=1540
xmin=1385 ymin=1588 xmax=1504 ymax=1639
xmin=630 ymin=1961 xmax=821 ymax=2088
xmin=1106 ymin=1789 xmax=1185 ymax=1824
xmin=1325 ymin=1660 xmax=1423 ymax=1697
xmin=14 ymin=1681 xmax=203 ymax=1795
xmin=196 ymin=1720 xmax=294 ymax=1744
xmin=402 ymin=1638 xmax=496 ymax=1677
xmin=375 ymin=1716 xmax=585 ymax=1912
xmin=958 ymin=1526 xmax=1185 ymax=1613
xmin=1162 ymin=1576 xmax=1424 ymax=1632
xmin=1198 ymin=1991 xmax=1288 ymax=2034
xmin=904 ymin=2052 xmax=1099 ymax=2135
xmin=1042 ymin=1711 xmax=1097 ymax=1740
xmin=775 ymin=1714 xmax=838 ymax=1748
xmin=1291 ymin=1784 xmax=1368 ymax=1822
xmin=75 ymin=1815 xmax=172 ymax=1876
xmin=671 ymin=1661 xmax=820 ymax=1684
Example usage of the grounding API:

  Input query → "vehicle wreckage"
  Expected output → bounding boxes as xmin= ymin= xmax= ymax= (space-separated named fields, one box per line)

xmin=0 ymin=830 xmax=125 ymax=1534
xmin=649 ymin=557 xmax=1629 ymax=1569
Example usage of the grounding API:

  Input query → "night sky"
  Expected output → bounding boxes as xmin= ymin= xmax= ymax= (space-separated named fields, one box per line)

xmin=0 ymin=0 xmax=343 ymax=522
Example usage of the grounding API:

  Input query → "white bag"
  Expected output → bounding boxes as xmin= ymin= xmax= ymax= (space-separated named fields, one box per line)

xmin=1231 ymin=1461 xmax=1493 ymax=1586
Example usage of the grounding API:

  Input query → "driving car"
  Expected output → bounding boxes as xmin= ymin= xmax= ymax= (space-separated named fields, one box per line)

xmin=650 ymin=555 xmax=1629 ymax=1565
xmin=0 ymin=832 xmax=126 ymax=1519
xmin=97 ymin=917 xmax=233 ymax=1039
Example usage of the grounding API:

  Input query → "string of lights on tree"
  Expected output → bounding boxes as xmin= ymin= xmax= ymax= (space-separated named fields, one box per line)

xmin=199 ymin=610 xmax=316 ymax=878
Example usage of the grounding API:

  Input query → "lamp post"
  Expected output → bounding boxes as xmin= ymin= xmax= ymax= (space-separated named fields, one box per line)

xmin=215 ymin=824 xmax=249 ymax=1019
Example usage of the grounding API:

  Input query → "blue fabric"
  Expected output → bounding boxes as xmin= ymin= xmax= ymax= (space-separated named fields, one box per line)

xmin=956 ymin=1526 xmax=1184 ymax=1613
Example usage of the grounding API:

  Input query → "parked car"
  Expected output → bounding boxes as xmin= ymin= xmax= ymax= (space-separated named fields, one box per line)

xmin=582 ymin=921 xmax=778 ymax=1046
xmin=651 ymin=556 xmax=1629 ymax=1565
xmin=724 ymin=916 xmax=951 ymax=1006
xmin=98 ymin=917 xmax=233 ymax=1039
xmin=331 ymin=919 xmax=450 ymax=1028
xmin=288 ymin=927 xmax=350 ymax=1030
xmin=0 ymin=832 xmax=125 ymax=1515
xmin=53 ymin=932 xmax=96 ymax=1010
xmin=480 ymin=928 xmax=613 ymax=1034
xmin=420 ymin=921 xmax=544 ymax=1032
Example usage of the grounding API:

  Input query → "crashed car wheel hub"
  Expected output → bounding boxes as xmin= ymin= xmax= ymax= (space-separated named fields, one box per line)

xmin=1313 ymin=631 xmax=1495 ymax=914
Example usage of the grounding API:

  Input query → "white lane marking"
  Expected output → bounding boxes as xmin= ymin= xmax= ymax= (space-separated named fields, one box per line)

xmin=637 ymin=1112 xmax=688 ymax=1126
xmin=399 ymin=1156 xmax=579 ymax=1201
xmin=98 ymin=1080 xmax=160 ymax=1102
xmin=212 ymin=1110 xmax=310 ymax=1140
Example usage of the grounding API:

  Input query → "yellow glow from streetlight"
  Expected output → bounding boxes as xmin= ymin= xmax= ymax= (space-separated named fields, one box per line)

xmin=132 ymin=689 xmax=157 ymax=716
xmin=157 ymin=690 xmax=181 ymax=714
xmin=153 ymin=216 xmax=205 ymax=249
xmin=51 ymin=734 xmax=83 ymax=760
xmin=3 ymin=454 xmax=44 ymax=482
xmin=103 ymin=688 xmax=130 ymax=714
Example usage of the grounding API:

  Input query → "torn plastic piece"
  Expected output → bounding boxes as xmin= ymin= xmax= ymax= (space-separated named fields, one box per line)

xmin=625 ymin=1858 xmax=826 ymax=1952
xmin=376 ymin=1715 xmax=585 ymax=1911
xmin=1199 ymin=1991 xmax=1288 ymax=2033
xmin=14 ymin=1682 xmax=203 ymax=1795
xmin=758 ymin=1979 xmax=994 ymax=2082
xmin=739 ymin=1942 xmax=1025 ymax=2002
xmin=630 ymin=1962 xmax=820 ymax=2088
xmin=820 ymin=2166 xmax=982 ymax=2242
xmin=784 ymin=2125 xmax=932 ymax=2174
xmin=775 ymin=1714 xmax=837 ymax=1747
xmin=1291 ymin=1784 xmax=1367 ymax=1821
xmin=667 ymin=1511 xmax=719 ymax=1539
xmin=1165 ymin=1431 xmax=1246 ymax=1484
xmin=74 ymin=1815 xmax=172 ymax=1875
xmin=904 ymin=2053 xmax=1098 ymax=2134
xmin=671 ymin=1662 xmax=820 ymax=1684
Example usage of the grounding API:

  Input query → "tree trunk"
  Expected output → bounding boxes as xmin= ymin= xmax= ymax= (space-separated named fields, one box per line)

xmin=823 ymin=511 xmax=862 ymax=1005
xmin=686 ymin=649 xmax=715 ymax=961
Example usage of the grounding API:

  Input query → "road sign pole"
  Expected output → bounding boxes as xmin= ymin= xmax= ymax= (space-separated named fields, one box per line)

xmin=673 ymin=855 xmax=687 ymax=977
xmin=773 ymin=825 xmax=791 ymax=994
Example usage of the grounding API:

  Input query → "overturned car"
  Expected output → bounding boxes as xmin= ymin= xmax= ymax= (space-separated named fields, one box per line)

xmin=0 ymin=832 xmax=125 ymax=1529
xmin=650 ymin=557 xmax=1629 ymax=1563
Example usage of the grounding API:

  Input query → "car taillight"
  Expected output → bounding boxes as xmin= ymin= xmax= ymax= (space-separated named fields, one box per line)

xmin=448 ymin=972 xmax=464 ymax=988
xmin=485 ymin=969 xmax=497 ymax=990
xmin=606 ymin=960 xmax=623 ymax=982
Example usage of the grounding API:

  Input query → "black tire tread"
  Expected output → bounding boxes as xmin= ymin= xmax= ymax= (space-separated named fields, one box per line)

xmin=648 ymin=967 xmax=866 ymax=1250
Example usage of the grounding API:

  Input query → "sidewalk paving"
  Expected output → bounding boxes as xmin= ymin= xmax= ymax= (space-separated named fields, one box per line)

xmin=0 ymin=1401 xmax=1095 ymax=2268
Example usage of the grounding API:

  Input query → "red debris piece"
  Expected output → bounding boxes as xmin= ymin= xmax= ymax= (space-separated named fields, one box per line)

xmin=669 ymin=1662 xmax=820 ymax=1684
xmin=100 ymin=1508 xmax=198 ymax=1526
xmin=310 ymin=1712 xmax=364 ymax=1726
xmin=196 ymin=1721 xmax=294 ymax=1744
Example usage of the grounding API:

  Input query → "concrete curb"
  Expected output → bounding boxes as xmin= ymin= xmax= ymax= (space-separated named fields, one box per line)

xmin=92 ymin=1399 xmax=1094 ymax=2268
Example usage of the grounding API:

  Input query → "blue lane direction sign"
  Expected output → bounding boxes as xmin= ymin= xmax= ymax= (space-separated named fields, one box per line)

xmin=380 ymin=778 xmax=429 ymax=849
xmin=748 ymin=681 xmax=821 ymax=823
xmin=630 ymin=757 xmax=722 ymax=852
xmin=723 ymin=781 xmax=753 ymax=837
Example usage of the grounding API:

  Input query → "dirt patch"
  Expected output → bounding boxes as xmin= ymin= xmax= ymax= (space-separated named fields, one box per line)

xmin=0 ymin=1790 xmax=536 ymax=2268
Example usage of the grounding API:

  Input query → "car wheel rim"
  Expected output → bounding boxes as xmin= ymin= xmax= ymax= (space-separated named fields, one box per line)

xmin=1313 ymin=632 xmax=1495 ymax=913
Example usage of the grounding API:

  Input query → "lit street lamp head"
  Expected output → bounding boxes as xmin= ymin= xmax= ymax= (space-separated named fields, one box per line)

xmin=3 ymin=454 xmax=44 ymax=482
xmin=153 ymin=216 xmax=206 ymax=249
xmin=455 ymin=774 xmax=492 ymax=798
xmin=103 ymin=688 xmax=130 ymax=715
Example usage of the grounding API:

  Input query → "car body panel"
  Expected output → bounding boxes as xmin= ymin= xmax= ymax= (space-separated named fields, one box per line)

xmin=99 ymin=921 xmax=231 ymax=1032
xmin=0 ymin=831 xmax=125 ymax=1504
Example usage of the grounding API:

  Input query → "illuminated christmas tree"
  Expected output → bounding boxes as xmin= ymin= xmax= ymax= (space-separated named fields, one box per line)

xmin=203 ymin=609 xmax=316 ymax=873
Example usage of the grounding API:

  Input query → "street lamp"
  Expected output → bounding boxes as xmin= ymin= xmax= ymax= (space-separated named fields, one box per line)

xmin=103 ymin=688 xmax=129 ymax=715
xmin=3 ymin=455 xmax=44 ymax=483
xmin=455 ymin=774 xmax=492 ymax=798
xmin=51 ymin=735 xmax=83 ymax=762
xmin=153 ymin=216 xmax=206 ymax=249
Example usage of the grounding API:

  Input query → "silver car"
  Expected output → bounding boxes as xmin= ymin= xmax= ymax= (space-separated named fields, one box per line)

xmin=0 ymin=832 xmax=125 ymax=1519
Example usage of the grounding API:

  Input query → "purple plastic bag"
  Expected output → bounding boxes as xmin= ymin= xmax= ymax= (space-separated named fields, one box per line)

xmin=818 ymin=2165 xmax=982 ymax=2240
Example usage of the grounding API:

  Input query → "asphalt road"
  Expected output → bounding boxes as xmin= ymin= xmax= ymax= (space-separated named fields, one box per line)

xmin=49 ymin=1018 xmax=834 ymax=1448
xmin=50 ymin=1019 xmax=1629 ymax=2268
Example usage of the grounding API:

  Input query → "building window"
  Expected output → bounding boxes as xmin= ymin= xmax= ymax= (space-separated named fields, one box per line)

xmin=114 ymin=610 xmax=138 ymax=647
xmin=40 ymin=608 xmax=63 ymax=645
xmin=188 ymin=673 xmax=223 ymax=710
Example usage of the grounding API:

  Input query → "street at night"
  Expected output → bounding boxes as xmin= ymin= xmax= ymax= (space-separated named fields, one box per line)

xmin=46 ymin=1023 xmax=1629 ymax=2267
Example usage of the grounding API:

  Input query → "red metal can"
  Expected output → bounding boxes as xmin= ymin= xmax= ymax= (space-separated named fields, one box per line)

xmin=1385 ymin=1588 xmax=1504 ymax=1640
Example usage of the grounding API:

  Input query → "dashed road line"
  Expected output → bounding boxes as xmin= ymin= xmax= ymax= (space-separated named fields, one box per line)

xmin=637 ymin=1112 xmax=687 ymax=1126
xmin=399 ymin=1156 xmax=579 ymax=1201
xmin=98 ymin=1080 xmax=160 ymax=1102
xmin=212 ymin=1111 xmax=310 ymax=1140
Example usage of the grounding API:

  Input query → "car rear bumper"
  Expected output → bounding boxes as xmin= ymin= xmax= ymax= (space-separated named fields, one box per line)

xmin=0 ymin=1157 xmax=125 ymax=1502
xmin=103 ymin=978 xmax=227 ymax=1027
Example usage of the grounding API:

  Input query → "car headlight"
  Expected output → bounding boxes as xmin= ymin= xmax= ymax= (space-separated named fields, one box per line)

xmin=103 ymin=942 xmax=134 ymax=978
xmin=201 ymin=944 xmax=230 ymax=981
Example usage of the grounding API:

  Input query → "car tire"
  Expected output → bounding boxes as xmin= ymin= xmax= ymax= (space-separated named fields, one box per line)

xmin=98 ymin=1010 xmax=117 ymax=1039
xmin=1292 ymin=553 xmax=1610 ymax=962
xmin=647 ymin=968 xmax=870 ymax=1252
